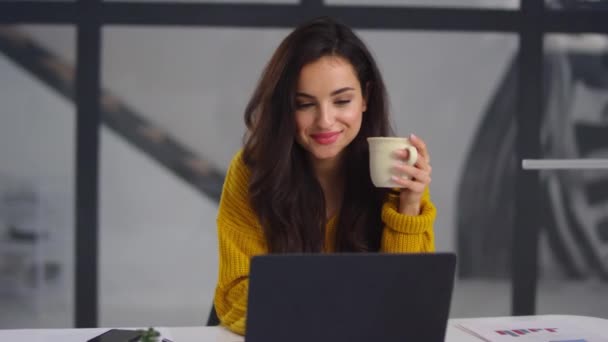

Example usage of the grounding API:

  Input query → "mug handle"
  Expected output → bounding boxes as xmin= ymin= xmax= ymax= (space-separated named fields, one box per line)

xmin=404 ymin=146 xmax=418 ymax=166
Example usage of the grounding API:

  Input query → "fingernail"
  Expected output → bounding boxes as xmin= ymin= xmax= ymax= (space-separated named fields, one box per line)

xmin=411 ymin=133 xmax=417 ymax=139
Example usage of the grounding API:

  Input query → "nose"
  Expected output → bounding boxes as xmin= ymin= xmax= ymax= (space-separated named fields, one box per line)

xmin=316 ymin=103 xmax=336 ymax=129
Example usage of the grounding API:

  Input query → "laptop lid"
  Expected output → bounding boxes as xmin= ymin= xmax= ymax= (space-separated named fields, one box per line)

xmin=245 ymin=252 xmax=457 ymax=342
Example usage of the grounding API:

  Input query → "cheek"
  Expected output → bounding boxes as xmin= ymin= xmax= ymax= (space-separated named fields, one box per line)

xmin=342 ymin=107 xmax=363 ymax=127
xmin=294 ymin=113 xmax=311 ymax=136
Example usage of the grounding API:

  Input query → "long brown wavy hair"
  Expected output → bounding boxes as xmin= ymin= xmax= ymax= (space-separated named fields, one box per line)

xmin=243 ymin=16 xmax=393 ymax=253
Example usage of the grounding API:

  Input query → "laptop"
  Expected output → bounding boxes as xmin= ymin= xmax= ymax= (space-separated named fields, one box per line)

xmin=245 ymin=252 xmax=457 ymax=342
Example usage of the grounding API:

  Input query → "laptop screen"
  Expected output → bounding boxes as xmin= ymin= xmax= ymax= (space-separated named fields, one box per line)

xmin=246 ymin=253 xmax=456 ymax=342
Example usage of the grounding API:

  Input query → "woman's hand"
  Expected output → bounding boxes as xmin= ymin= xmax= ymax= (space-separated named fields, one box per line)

xmin=391 ymin=134 xmax=432 ymax=216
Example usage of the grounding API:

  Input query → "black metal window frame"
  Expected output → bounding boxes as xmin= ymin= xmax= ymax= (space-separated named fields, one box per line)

xmin=1 ymin=0 xmax=607 ymax=328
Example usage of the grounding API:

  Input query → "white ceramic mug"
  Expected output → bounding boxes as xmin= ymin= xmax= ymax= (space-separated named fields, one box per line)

xmin=367 ymin=137 xmax=418 ymax=188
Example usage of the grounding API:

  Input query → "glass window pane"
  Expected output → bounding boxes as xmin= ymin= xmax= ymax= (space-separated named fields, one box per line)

xmin=102 ymin=26 xmax=517 ymax=324
xmin=536 ymin=33 xmax=608 ymax=318
xmin=327 ymin=0 xmax=519 ymax=9
xmin=359 ymin=31 xmax=517 ymax=318
xmin=100 ymin=27 xmax=293 ymax=326
xmin=0 ymin=25 xmax=75 ymax=328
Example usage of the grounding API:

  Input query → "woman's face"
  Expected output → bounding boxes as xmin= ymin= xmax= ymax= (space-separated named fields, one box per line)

xmin=294 ymin=55 xmax=366 ymax=165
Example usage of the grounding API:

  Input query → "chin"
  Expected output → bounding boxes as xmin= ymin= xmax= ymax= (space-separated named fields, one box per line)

xmin=309 ymin=146 xmax=344 ymax=161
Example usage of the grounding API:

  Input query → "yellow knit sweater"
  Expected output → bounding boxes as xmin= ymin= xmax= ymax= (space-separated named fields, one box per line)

xmin=213 ymin=150 xmax=436 ymax=335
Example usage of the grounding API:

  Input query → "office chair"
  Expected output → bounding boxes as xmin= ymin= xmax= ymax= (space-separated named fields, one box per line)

xmin=207 ymin=305 xmax=220 ymax=326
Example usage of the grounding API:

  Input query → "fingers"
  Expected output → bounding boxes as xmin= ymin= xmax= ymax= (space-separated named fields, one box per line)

xmin=390 ymin=175 xmax=427 ymax=193
xmin=393 ymin=134 xmax=430 ymax=165
xmin=394 ymin=149 xmax=431 ymax=172
xmin=389 ymin=134 xmax=432 ymax=191
xmin=416 ymin=156 xmax=432 ymax=173
xmin=392 ymin=163 xmax=432 ymax=185
xmin=409 ymin=134 xmax=430 ymax=164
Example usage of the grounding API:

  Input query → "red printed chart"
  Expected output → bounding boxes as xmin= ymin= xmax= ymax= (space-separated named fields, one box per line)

xmin=455 ymin=317 xmax=608 ymax=342
xmin=496 ymin=328 xmax=558 ymax=337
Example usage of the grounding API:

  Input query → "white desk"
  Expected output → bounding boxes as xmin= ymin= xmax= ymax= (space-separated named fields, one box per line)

xmin=1 ymin=315 xmax=606 ymax=341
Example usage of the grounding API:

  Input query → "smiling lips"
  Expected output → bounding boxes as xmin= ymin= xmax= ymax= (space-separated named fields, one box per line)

xmin=310 ymin=131 xmax=341 ymax=145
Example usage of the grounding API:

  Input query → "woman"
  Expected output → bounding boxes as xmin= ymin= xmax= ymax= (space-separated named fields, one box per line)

xmin=214 ymin=16 xmax=435 ymax=335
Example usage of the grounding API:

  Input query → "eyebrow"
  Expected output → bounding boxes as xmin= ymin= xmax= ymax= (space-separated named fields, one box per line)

xmin=296 ymin=87 xmax=355 ymax=99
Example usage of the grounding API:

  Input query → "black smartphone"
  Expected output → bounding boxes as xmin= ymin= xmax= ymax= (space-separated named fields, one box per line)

xmin=86 ymin=329 xmax=143 ymax=342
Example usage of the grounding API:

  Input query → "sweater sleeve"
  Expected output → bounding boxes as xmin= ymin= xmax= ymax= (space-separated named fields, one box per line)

xmin=380 ymin=187 xmax=436 ymax=253
xmin=213 ymin=151 xmax=267 ymax=335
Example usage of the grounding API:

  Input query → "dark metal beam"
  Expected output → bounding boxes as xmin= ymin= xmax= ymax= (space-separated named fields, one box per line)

xmin=323 ymin=6 xmax=519 ymax=32
xmin=544 ymin=10 xmax=608 ymax=33
xmin=2 ymin=2 xmax=608 ymax=35
xmin=301 ymin=0 xmax=324 ymax=8
xmin=0 ymin=2 xmax=77 ymax=24
xmin=74 ymin=0 xmax=101 ymax=328
xmin=101 ymin=4 xmax=520 ymax=31
xmin=512 ymin=0 xmax=543 ymax=316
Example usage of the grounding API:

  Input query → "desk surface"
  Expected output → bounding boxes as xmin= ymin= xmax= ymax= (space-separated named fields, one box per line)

xmin=1 ymin=315 xmax=607 ymax=342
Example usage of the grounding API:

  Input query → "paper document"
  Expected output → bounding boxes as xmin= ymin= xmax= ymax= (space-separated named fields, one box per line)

xmin=455 ymin=317 xmax=608 ymax=342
